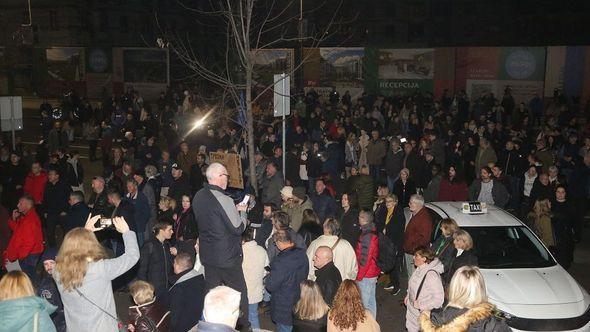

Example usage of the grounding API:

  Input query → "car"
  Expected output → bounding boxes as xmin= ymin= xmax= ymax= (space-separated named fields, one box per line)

xmin=404 ymin=201 xmax=590 ymax=332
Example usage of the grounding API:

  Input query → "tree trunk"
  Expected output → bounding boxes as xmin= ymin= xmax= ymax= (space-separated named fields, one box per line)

xmin=246 ymin=65 xmax=258 ymax=195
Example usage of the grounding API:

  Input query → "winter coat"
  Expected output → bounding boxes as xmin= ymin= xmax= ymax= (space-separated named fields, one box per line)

xmin=54 ymin=231 xmax=139 ymax=332
xmin=3 ymin=208 xmax=44 ymax=265
xmin=282 ymin=197 xmax=314 ymax=232
xmin=527 ymin=213 xmax=555 ymax=247
xmin=64 ymin=202 xmax=91 ymax=232
xmin=168 ymin=174 xmax=191 ymax=205
xmin=468 ymin=179 xmax=510 ymax=208
xmin=65 ymin=160 xmax=84 ymax=187
xmin=127 ymin=192 xmax=151 ymax=234
xmin=315 ymin=261 xmax=342 ymax=305
xmin=430 ymin=138 xmax=447 ymax=167
xmin=128 ymin=299 xmax=171 ymax=332
xmin=340 ymin=208 xmax=361 ymax=248
xmin=393 ymin=179 xmax=417 ymax=207
xmin=366 ymin=139 xmax=387 ymax=166
xmin=113 ymin=199 xmax=137 ymax=232
xmin=474 ymin=146 xmax=497 ymax=172
xmin=420 ymin=302 xmax=511 ymax=332
xmin=189 ymin=164 xmax=205 ymax=194
xmin=403 ymin=208 xmax=434 ymax=254
xmin=551 ymin=200 xmax=575 ymax=269
xmin=293 ymin=313 xmax=327 ymax=332
xmin=262 ymin=172 xmax=285 ymax=208
xmin=327 ymin=309 xmax=380 ymax=332
xmin=311 ymin=191 xmax=339 ymax=223
xmin=37 ymin=275 xmax=66 ymax=332
xmin=267 ymin=228 xmax=307 ymax=262
xmin=193 ymin=184 xmax=246 ymax=268
xmin=138 ymin=238 xmax=174 ymax=294
xmin=88 ymin=189 xmax=111 ymax=217
xmin=445 ymin=250 xmax=478 ymax=285
xmin=266 ymin=246 xmax=309 ymax=325
xmin=307 ymin=235 xmax=358 ymax=281
xmin=176 ymin=151 xmax=196 ymax=175
xmin=174 ymin=208 xmax=198 ymax=241
xmin=355 ymin=225 xmax=381 ymax=280
xmin=379 ymin=205 xmax=405 ymax=250
xmin=437 ymin=178 xmax=469 ymax=202
xmin=0 ymin=296 xmax=57 ymax=332
xmin=430 ymin=235 xmax=456 ymax=278
xmin=347 ymin=175 xmax=375 ymax=210
xmin=43 ymin=180 xmax=71 ymax=215
xmin=24 ymin=171 xmax=48 ymax=204
xmin=406 ymin=259 xmax=445 ymax=332
xmin=242 ymin=240 xmax=269 ymax=304
xmin=164 ymin=269 xmax=206 ymax=332
xmin=385 ymin=148 xmax=404 ymax=177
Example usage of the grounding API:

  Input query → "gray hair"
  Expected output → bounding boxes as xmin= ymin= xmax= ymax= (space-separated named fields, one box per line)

xmin=323 ymin=218 xmax=341 ymax=236
xmin=359 ymin=210 xmax=374 ymax=224
xmin=206 ymin=162 xmax=227 ymax=181
xmin=410 ymin=194 xmax=425 ymax=206
xmin=144 ymin=165 xmax=158 ymax=178
xmin=70 ymin=191 xmax=85 ymax=203
xmin=203 ymin=286 xmax=241 ymax=326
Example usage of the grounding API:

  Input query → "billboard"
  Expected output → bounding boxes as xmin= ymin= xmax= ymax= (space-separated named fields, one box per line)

xmin=252 ymin=49 xmax=294 ymax=90
xmin=304 ymin=47 xmax=365 ymax=99
xmin=46 ymin=48 xmax=85 ymax=81
xmin=122 ymin=48 xmax=169 ymax=84
xmin=370 ymin=49 xmax=434 ymax=95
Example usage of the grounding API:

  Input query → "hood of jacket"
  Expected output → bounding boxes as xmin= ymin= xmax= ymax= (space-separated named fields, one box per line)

xmin=0 ymin=296 xmax=57 ymax=331
xmin=420 ymin=302 xmax=499 ymax=332
xmin=416 ymin=258 xmax=445 ymax=275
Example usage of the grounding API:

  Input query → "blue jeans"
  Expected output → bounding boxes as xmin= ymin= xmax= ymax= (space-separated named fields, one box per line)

xmin=248 ymin=303 xmax=260 ymax=330
xmin=276 ymin=323 xmax=292 ymax=332
xmin=357 ymin=277 xmax=377 ymax=318
xmin=136 ymin=232 xmax=144 ymax=248
xmin=387 ymin=175 xmax=399 ymax=193
xmin=370 ymin=165 xmax=381 ymax=184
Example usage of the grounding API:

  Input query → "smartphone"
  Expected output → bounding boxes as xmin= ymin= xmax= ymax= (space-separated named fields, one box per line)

xmin=400 ymin=137 xmax=407 ymax=143
xmin=240 ymin=194 xmax=251 ymax=205
xmin=100 ymin=218 xmax=114 ymax=228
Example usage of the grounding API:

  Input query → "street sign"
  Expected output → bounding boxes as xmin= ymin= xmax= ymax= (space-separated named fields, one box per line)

xmin=273 ymin=73 xmax=290 ymax=117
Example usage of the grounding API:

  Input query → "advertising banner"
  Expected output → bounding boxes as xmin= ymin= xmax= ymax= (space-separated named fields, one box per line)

xmin=303 ymin=47 xmax=364 ymax=99
xmin=375 ymin=48 xmax=434 ymax=95
xmin=86 ymin=48 xmax=112 ymax=74
xmin=46 ymin=48 xmax=85 ymax=81
xmin=252 ymin=49 xmax=294 ymax=90
xmin=499 ymin=47 xmax=546 ymax=81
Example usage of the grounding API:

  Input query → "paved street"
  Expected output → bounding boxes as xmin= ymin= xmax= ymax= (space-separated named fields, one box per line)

xmin=15 ymin=103 xmax=590 ymax=331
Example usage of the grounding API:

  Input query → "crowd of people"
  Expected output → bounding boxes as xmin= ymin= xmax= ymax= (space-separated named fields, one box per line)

xmin=0 ymin=84 xmax=589 ymax=331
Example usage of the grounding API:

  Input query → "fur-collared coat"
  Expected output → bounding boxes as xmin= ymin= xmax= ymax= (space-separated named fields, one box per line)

xmin=419 ymin=302 xmax=511 ymax=332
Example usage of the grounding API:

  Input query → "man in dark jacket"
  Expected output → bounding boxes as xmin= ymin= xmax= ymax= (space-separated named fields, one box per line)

xmin=126 ymin=179 xmax=151 ymax=246
xmin=266 ymin=230 xmax=309 ymax=331
xmin=312 ymin=246 xmax=341 ymax=305
xmin=385 ymin=138 xmax=404 ymax=193
xmin=376 ymin=194 xmax=406 ymax=294
xmin=254 ymin=203 xmax=276 ymax=248
xmin=64 ymin=191 xmax=90 ymax=232
xmin=107 ymin=189 xmax=136 ymax=257
xmin=164 ymin=252 xmax=206 ymax=332
xmin=42 ymin=169 xmax=71 ymax=246
xmin=37 ymin=248 xmax=66 ymax=332
xmin=310 ymin=179 xmax=338 ymax=223
xmin=402 ymin=143 xmax=429 ymax=189
xmin=138 ymin=222 xmax=174 ymax=296
xmin=193 ymin=163 xmax=249 ymax=330
xmin=88 ymin=176 xmax=112 ymax=216
xmin=169 ymin=163 xmax=191 ymax=204
xmin=262 ymin=161 xmax=285 ymax=208
xmin=266 ymin=211 xmax=307 ymax=262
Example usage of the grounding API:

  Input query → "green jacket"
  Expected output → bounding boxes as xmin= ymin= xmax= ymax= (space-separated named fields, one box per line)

xmin=282 ymin=197 xmax=314 ymax=232
xmin=0 ymin=296 xmax=57 ymax=332
xmin=348 ymin=175 xmax=375 ymax=210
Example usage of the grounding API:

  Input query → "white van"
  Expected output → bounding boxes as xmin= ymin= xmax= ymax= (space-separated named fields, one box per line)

xmin=405 ymin=201 xmax=590 ymax=332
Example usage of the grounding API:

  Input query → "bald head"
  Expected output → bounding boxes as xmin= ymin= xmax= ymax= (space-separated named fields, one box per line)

xmin=313 ymin=246 xmax=333 ymax=269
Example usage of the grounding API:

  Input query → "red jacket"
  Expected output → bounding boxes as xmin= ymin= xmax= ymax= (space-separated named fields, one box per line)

xmin=355 ymin=227 xmax=380 ymax=280
xmin=23 ymin=171 xmax=48 ymax=204
xmin=437 ymin=178 xmax=468 ymax=202
xmin=3 ymin=208 xmax=44 ymax=265
xmin=403 ymin=208 xmax=433 ymax=254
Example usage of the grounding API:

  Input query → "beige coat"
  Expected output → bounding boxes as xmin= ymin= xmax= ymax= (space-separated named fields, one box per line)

xmin=282 ymin=197 xmax=314 ymax=232
xmin=307 ymin=235 xmax=358 ymax=281
xmin=327 ymin=309 xmax=380 ymax=332
xmin=242 ymin=241 xmax=269 ymax=304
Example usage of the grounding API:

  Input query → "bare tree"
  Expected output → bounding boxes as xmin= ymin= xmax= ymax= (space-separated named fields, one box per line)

xmin=158 ymin=0 xmax=346 ymax=193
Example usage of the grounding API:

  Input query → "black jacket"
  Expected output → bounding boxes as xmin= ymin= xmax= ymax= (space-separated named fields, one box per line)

xmin=113 ymin=199 xmax=137 ymax=232
xmin=189 ymin=164 xmax=205 ymax=195
xmin=431 ymin=235 xmax=457 ymax=278
xmin=174 ymin=208 xmax=198 ymax=241
xmin=65 ymin=161 xmax=84 ymax=187
xmin=314 ymin=261 xmax=342 ymax=305
xmin=193 ymin=184 xmax=246 ymax=268
xmin=254 ymin=218 xmax=273 ymax=248
xmin=293 ymin=314 xmax=327 ymax=332
xmin=43 ymin=180 xmax=71 ymax=215
xmin=298 ymin=221 xmax=323 ymax=247
xmin=385 ymin=148 xmax=404 ymax=177
xmin=339 ymin=208 xmax=360 ymax=247
xmin=266 ymin=246 xmax=309 ymax=325
xmin=424 ymin=303 xmax=510 ymax=332
xmin=169 ymin=174 xmax=191 ymax=204
xmin=64 ymin=202 xmax=90 ymax=232
xmin=445 ymin=250 xmax=478 ymax=284
xmin=37 ymin=274 xmax=66 ymax=332
xmin=393 ymin=179 xmax=417 ymax=208
xmin=164 ymin=269 xmax=206 ymax=332
xmin=376 ymin=205 xmax=406 ymax=249
xmin=88 ymin=189 xmax=111 ymax=216
xmin=138 ymin=238 xmax=174 ymax=295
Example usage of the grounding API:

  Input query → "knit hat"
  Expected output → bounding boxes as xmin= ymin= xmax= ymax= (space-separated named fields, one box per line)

xmin=41 ymin=247 xmax=58 ymax=262
xmin=292 ymin=187 xmax=307 ymax=200
xmin=280 ymin=186 xmax=294 ymax=199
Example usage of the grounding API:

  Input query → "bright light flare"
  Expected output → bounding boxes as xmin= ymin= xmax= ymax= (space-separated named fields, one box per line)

xmin=184 ymin=106 xmax=216 ymax=138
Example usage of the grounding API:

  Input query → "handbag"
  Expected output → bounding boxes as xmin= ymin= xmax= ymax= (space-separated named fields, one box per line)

xmin=75 ymin=288 xmax=127 ymax=332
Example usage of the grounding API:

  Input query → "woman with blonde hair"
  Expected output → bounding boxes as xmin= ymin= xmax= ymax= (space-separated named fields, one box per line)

xmin=444 ymin=229 xmax=478 ymax=285
xmin=420 ymin=266 xmax=510 ymax=331
xmin=293 ymin=280 xmax=329 ymax=332
xmin=327 ymin=280 xmax=380 ymax=332
xmin=54 ymin=215 xmax=139 ymax=332
xmin=0 ymin=271 xmax=57 ymax=331
xmin=127 ymin=280 xmax=170 ymax=332
xmin=527 ymin=198 xmax=555 ymax=247
xmin=158 ymin=196 xmax=176 ymax=224
xmin=430 ymin=218 xmax=459 ymax=275
xmin=392 ymin=168 xmax=417 ymax=207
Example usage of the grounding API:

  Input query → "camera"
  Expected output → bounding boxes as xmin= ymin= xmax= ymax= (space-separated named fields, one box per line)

xmin=99 ymin=218 xmax=115 ymax=228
